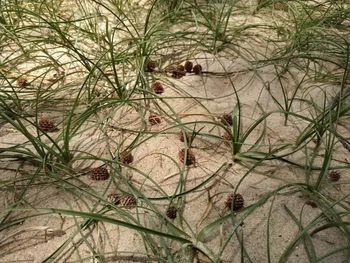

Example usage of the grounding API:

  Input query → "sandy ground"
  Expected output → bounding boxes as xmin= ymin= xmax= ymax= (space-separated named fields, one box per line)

xmin=1 ymin=1 xmax=350 ymax=263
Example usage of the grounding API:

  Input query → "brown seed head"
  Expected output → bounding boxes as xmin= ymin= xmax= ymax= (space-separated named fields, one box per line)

xmin=39 ymin=118 xmax=56 ymax=132
xmin=166 ymin=205 xmax=177 ymax=219
xmin=151 ymin=81 xmax=164 ymax=94
xmin=184 ymin=61 xmax=193 ymax=73
xmin=178 ymin=148 xmax=195 ymax=165
xmin=149 ymin=114 xmax=161 ymax=125
xmin=193 ymin=64 xmax=202 ymax=75
xmin=225 ymin=193 xmax=244 ymax=211
xmin=119 ymin=150 xmax=134 ymax=164
xmin=328 ymin=170 xmax=341 ymax=182
xmin=90 ymin=167 xmax=109 ymax=181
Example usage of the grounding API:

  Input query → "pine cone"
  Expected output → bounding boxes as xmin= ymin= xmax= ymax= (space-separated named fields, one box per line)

xmin=90 ymin=167 xmax=109 ymax=181
xmin=16 ymin=76 xmax=29 ymax=87
xmin=178 ymin=148 xmax=195 ymax=165
xmin=193 ymin=64 xmax=202 ymax=75
xmin=145 ymin=59 xmax=157 ymax=72
xmin=178 ymin=130 xmax=190 ymax=143
xmin=39 ymin=118 xmax=57 ymax=132
xmin=119 ymin=150 xmax=134 ymax=164
xmin=166 ymin=205 xmax=177 ymax=219
xmin=171 ymin=68 xmax=186 ymax=79
xmin=225 ymin=193 xmax=244 ymax=211
xmin=184 ymin=61 xmax=193 ymax=73
xmin=107 ymin=193 xmax=122 ymax=205
xmin=328 ymin=170 xmax=341 ymax=182
xmin=120 ymin=194 xmax=137 ymax=207
xmin=149 ymin=114 xmax=161 ymax=125
xmin=152 ymin=81 xmax=164 ymax=94
xmin=220 ymin=114 xmax=233 ymax=126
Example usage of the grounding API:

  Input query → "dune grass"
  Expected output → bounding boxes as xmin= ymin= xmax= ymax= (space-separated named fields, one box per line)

xmin=1 ymin=0 xmax=350 ymax=262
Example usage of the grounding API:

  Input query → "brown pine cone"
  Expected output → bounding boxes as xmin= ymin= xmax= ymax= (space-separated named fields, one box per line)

xmin=90 ymin=167 xmax=109 ymax=181
xmin=166 ymin=205 xmax=177 ymax=219
xmin=178 ymin=148 xmax=195 ymax=165
xmin=328 ymin=170 xmax=341 ymax=182
xmin=119 ymin=150 xmax=134 ymax=164
xmin=16 ymin=76 xmax=29 ymax=87
xmin=151 ymin=81 xmax=164 ymax=94
xmin=120 ymin=194 xmax=137 ymax=207
xmin=184 ymin=61 xmax=193 ymax=73
xmin=107 ymin=193 xmax=122 ymax=205
xmin=220 ymin=114 xmax=233 ymax=126
xmin=225 ymin=193 xmax=244 ymax=211
xmin=39 ymin=118 xmax=57 ymax=132
xmin=172 ymin=68 xmax=186 ymax=79
xmin=145 ymin=59 xmax=157 ymax=72
xmin=178 ymin=130 xmax=190 ymax=143
xmin=149 ymin=114 xmax=161 ymax=125
xmin=193 ymin=64 xmax=202 ymax=75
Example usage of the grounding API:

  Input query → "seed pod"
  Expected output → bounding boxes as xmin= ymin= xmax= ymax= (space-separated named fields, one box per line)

xmin=184 ymin=61 xmax=193 ymax=73
xmin=193 ymin=64 xmax=202 ymax=75
xmin=119 ymin=150 xmax=134 ymax=164
xmin=220 ymin=114 xmax=233 ymax=126
xmin=166 ymin=205 xmax=177 ymax=219
xmin=120 ymin=194 xmax=137 ymax=207
xmin=145 ymin=59 xmax=157 ymax=72
xmin=16 ymin=76 xmax=29 ymax=87
xmin=151 ymin=81 xmax=164 ymax=94
xmin=328 ymin=170 xmax=341 ymax=182
xmin=178 ymin=148 xmax=195 ymax=165
xmin=149 ymin=114 xmax=161 ymax=125
xmin=107 ymin=193 xmax=122 ymax=205
xmin=225 ymin=193 xmax=244 ymax=211
xmin=178 ymin=130 xmax=190 ymax=143
xmin=39 ymin=118 xmax=57 ymax=132
xmin=90 ymin=167 xmax=109 ymax=181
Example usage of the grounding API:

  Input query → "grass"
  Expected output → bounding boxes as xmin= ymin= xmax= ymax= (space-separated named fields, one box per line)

xmin=0 ymin=0 xmax=350 ymax=262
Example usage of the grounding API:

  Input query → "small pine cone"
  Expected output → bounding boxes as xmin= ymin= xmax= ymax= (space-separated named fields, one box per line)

xmin=177 ymin=64 xmax=185 ymax=72
xmin=107 ymin=193 xmax=122 ymax=205
xmin=178 ymin=130 xmax=190 ymax=143
xmin=145 ymin=59 xmax=157 ymax=72
xmin=152 ymin=81 xmax=164 ymax=94
xmin=184 ymin=61 xmax=193 ymax=73
xmin=120 ymin=194 xmax=137 ymax=207
xmin=119 ymin=150 xmax=134 ymax=164
xmin=16 ymin=77 xmax=29 ymax=87
xmin=193 ymin=64 xmax=202 ymax=75
xmin=220 ymin=114 xmax=233 ymax=126
xmin=90 ymin=167 xmax=109 ymax=181
xmin=172 ymin=69 xmax=186 ymax=79
xmin=178 ymin=148 xmax=195 ymax=165
xmin=225 ymin=193 xmax=244 ymax=211
xmin=39 ymin=118 xmax=56 ymax=132
xmin=166 ymin=205 xmax=177 ymax=219
xmin=328 ymin=170 xmax=341 ymax=182
xmin=149 ymin=114 xmax=161 ymax=125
